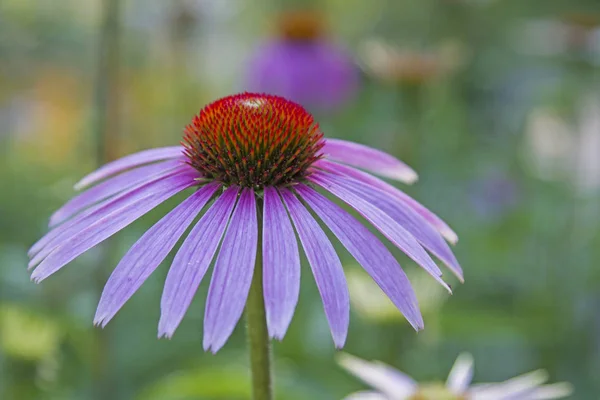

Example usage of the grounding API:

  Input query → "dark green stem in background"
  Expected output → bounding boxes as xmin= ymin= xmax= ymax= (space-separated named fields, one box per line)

xmin=93 ymin=0 xmax=121 ymax=165
xmin=91 ymin=0 xmax=121 ymax=399
xmin=400 ymin=83 xmax=425 ymax=170
xmin=246 ymin=202 xmax=273 ymax=400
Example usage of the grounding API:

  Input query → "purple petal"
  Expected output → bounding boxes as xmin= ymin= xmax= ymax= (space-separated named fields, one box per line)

xmin=74 ymin=146 xmax=184 ymax=190
xmin=310 ymin=171 xmax=451 ymax=292
xmin=295 ymin=184 xmax=423 ymax=330
xmin=316 ymin=159 xmax=458 ymax=244
xmin=262 ymin=187 xmax=300 ymax=340
xmin=322 ymin=139 xmax=418 ymax=184
xmin=94 ymin=183 xmax=220 ymax=327
xmin=30 ymin=174 xmax=197 ymax=283
xmin=203 ymin=189 xmax=258 ymax=353
xmin=313 ymin=169 xmax=462 ymax=282
xmin=50 ymin=159 xmax=184 ymax=227
xmin=29 ymin=165 xmax=195 ymax=266
xmin=158 ymin=186 xmax=239 ymax=338
xmin=280 ymin=188 xmax=349 ymax=348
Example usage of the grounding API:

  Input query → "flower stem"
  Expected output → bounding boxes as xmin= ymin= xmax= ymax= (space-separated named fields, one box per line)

xmin=246 ymin=203 xmax=273 ymax=400
xmin=91 ymin=0 xmax=120 ymax=398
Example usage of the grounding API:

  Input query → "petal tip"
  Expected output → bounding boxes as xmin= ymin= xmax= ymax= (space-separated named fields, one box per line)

xmin=403 ymin=171 xmax=419 ymax=185
xmin=30 ymin=271 xmax=45 ymax=283
xmin=73 ymin=181 xmax=86 ymax=191
xmin=158 ymin=330 xmax=174 ymax=340
xmin=443 ymin=229 xmax=459 ymax=245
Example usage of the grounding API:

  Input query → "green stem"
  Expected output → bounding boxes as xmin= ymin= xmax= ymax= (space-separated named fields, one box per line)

xmin=93 ymin=0 xmax=120 ymax=165
xmin=91 ymin=0 xmax=120 ymax=398
xmin=246 ymin=203 xmax=273 ymax=400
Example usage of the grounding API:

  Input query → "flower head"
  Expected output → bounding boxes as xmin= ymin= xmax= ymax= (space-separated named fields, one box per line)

xmin=246 ymin=11 xmax=358 ymax=111
xmin=28 ymin=93 xmax=460 ymax=352
xmin=339 ymin=353 xmax=573 ymax=400
xmin=182 ymin=93 xmax=323 ymax=189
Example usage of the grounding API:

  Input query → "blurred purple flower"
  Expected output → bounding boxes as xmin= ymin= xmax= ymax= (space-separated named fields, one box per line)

xmin=245 ymin=11 xmax=358 ymax=111
xmin=28 ymin=93 xmax=460 ymax=353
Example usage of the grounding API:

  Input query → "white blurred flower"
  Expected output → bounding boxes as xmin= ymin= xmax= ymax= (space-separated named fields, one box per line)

xmin=339 ymin=353 xmax=573 ymax=400
xmin=523 ymin=108 xmax=572 ymax=182
xmin=524 ymin=94 xmax=600 ymax=194
xmin=515 ymin=15 xmax=600 ymax=64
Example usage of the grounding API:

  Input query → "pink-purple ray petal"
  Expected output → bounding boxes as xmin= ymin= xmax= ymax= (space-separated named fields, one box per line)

xmin=280 ymin=188 xmax=349 ymax=348
xmin=313 ymin=169 xmax=462 ymax=281
xmin=74 ymin=146 xmax=184 ymax=190
xmin=94 ymin=183 xmax=220 ymax=327
xmin=203 ymin=189 xmax=258 ymax=353
xmin=316 ymin=159 xmax=458 ymax=244
xmin=30 ymin=174 xmax=197 ymax=283
xmin=29 ymin=166 xmax=194 ymax=266
xmin=158 ymin=186 xmax=239 ymax=338
xmin=262 ymin=187 xmax=301 ymax=340
xmin=310 ymin=172 xmax=450 ymax=292
xmin=295 ymin=184 xmax=424 ymax=330
xmin=322 ymin=139 xmax=418 ymax=184
xmin=50 ymin=159 xmax=184 ymax=227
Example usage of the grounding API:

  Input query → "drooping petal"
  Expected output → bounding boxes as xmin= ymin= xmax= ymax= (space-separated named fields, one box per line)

xmin=158 ymin=186 xmax=239 ymax=338
xmin=313 ymin=169 xmax=462 ymax=281
xmin=338 ymin=353 xmax=418 ymax=399
xmin=94 ymin=182 xmax=220 ymax=327
xmin=522 ymin=383 xmax=574 ymax=400
xmin=469 ymin=370 xmax=550 ymax=400
xmin=29 ymin=165 xmax=194 ymax=266
xmin=470 ymin=370 xmax=572 ymax=400
xmin=262 ymin=187 xmax=300 ymax=340
xmin=296 ymin=184 xmax=423 ymax=330
xmin=316 ymin=159 xmax=458 ymax=244
xmin=30 ymin=173 xmax=197 ymax=283
xmin=74 ymin=146 xmax=184 ymax=190
xmin=203 ymin=189 xmax=257 ymax=353
xmin=280 ymin=189 xmax=349 ymax=348
xmin=50 ymin=159 xmax=184 ymax=227
xmin=322 ymin=138 xmax=418 ymax=184
xmin=310 ymin=172 xmax=450 ymax=293
xmin=446 ymin=353 xmax=474 ymax=394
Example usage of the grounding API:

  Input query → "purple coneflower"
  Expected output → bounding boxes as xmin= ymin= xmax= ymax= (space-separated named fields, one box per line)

xmin=246 ymin=10 xmax=358 ymax=111
xmin=28 ymin=93 xmax=460 ymax=353
xmin=339 ymin=353 xmax=573 ymax=400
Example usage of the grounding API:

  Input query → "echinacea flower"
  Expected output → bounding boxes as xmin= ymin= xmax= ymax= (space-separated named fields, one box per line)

xmin=339 ymin=353 xmax=573 ymax=400
xmin=246 ymin=10 xmax=358 ymax=111
xmin=28 ymin=93 xmax=460 ymax=352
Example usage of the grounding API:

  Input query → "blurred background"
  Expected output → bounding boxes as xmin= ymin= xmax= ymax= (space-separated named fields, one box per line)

xmin=1 ymin=0 xmax=599 ymax=398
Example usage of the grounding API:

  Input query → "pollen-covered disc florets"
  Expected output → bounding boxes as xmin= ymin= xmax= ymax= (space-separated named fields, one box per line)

xmin=183 ymin=93 xmax=324 ymax=189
